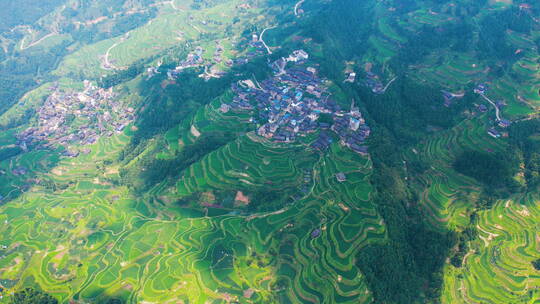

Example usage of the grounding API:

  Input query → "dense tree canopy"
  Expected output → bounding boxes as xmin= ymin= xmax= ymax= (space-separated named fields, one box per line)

xmin=453 ymin=150 xmax=519 ymax=189
xmin=10 ymin=288 xmax=57 ymax=304
xmin=533 ymin=259 xmax=540 ymax=271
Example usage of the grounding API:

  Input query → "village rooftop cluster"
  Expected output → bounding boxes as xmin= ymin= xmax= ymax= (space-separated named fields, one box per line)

xmin=153 ymin=32 xmax=273 ymax=82
xmin=438 ymin=83 xmax=513 ymax=139
xmin=473 ymin=83 xmax=512 ymax=138
xmin=364 ymin=71 xmax=397 ymax=94
xmin=223 ymin=50 xmax=371 ymax=156
xmin=17 ymin=81 xmax=133 ymax=156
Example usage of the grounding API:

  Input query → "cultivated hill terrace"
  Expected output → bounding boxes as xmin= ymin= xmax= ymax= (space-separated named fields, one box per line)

xmin=0 ymin=0 xmax=539 ymax=303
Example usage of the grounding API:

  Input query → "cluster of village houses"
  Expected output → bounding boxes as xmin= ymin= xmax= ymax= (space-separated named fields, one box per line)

xmin=164 ymin=46 xmax=206 ymax=79
xmin=148 ymin=42 xmax=228 ymax=81
xmin=17 ymin=81 xmax=133 ymax=157
xmin=441 ymin=83 xmax=513 ymax=139
xmin=155 ymin=39 xmax=241 ymax=82
xmin=152 ymin=33 xmax=271 ymax=82
xmin=222 ymin=50 xmax=371 ymax=156
xmin=441 ymin=90 xmax=465 ymax=107
xmin=364 ymin=71 xmax=385 ymax=93
xmin=474 ymin=83 xmax=512 ymax=138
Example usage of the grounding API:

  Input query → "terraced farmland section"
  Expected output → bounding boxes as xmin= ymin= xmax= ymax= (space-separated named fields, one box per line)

xmin=370 ymin=2 xmax=539 ymax=117
xmin=269 ymin=144 xmax=385 ymax=303
xmin=365 ymin=3 xmax=458 ymax=65
xmin=176 ymin=134 xmax=313 ymax=197
xmin=195 ymin=92 xmax=254 ymax=134
xmin=54 ymin=10 xmax=195 ymax=78
xmin=0 ymin=144 xmax=62 ymax=201
xmin=162 ymin=91 xmax=253 ymax=158
xmin=161 ymin=134 xmax=386 ymax=303
xmin=408 ymin=8 xmax=454 ymax=27
xmin=473 ymin=31 xmax=540 ymax=118
xmin=0 ymin=122 xmax=385 ymax=303
xmin=442 ymin=193 xmax=540 ymax=304
xmin=0 ymin=193 xmax=277 ymax=302
xmin=364 ymin=12 xmax=404 ymax=65
xmin=404 ymin=117 xmax=540 ymax=303
xmin=216 ymin=142 xmax=385 ymax=303
xmin=54 ymin=0 xmax=263 ymax=79
xmin=497 ymin=23 xmax=540 ymax=113
xmin=406 ymin=118 xmax=506 ymax=230
xmin=0 ymin=132 xmax=281 ymax=303
xmin=412 ymin=52 xmax=488 ymax=90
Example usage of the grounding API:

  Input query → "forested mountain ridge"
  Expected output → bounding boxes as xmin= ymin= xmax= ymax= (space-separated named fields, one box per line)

xmin=0 ymin=0 xmax=538 ymax=303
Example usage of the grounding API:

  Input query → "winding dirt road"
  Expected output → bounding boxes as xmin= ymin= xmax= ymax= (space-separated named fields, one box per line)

xmin=259 ymin=26 xmax=277 ymax=55
xmin=102 ymin=34 xmax=129 ymax=70
xmin=20 ymin=31 xmax=58 ymax=51
xmin=294 ymin=0 xmax=305 ymax=16
xmin=381 ymin=76 xmax=397 ymax=93
xmin=480 ymin=93 xmax=501 ymax=121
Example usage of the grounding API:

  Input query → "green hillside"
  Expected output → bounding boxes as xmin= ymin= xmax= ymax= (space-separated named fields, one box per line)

xmin=0 ymin=0 xmax=539 ymax=303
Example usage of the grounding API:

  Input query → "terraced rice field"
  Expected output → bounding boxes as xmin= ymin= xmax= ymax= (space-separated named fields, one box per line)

xmin=161 ymin=91 xmax=253 ymax=159
xmin=407 ymin=118 xmax=506 ymax=230
xmin=54 ymin=38 xmax=117 ymax=78
xmin=363 ymin=5 xmax=540 ymax=297
xmin=241 ymin=143 xmax=386 ymax=303
xmin=442 ymin=194 xmax=540 ymax=304
xmin=2 ymin=1 xmax=539 ymax=302
xmin=107 ymin=12 xmax=199 ymax=68
xmin=0 ymin=143 xmax=62 ymax=202
xmin=54 ymin=0 xmax=261 ymax=79
xmin=411 ymin=52 xmax=488 ymax=90
xmin=486 ymin=30 xmax=540 ymax=117
xmin=0 ymin=109 xmax=385 ymax=304
xmin=0 ymin=131 xmax=276 ymax=303
xmin=375 ymin=3 xmax=539 ymax=118
xmin=176 ymin=134 xmax=312 ymax=197
xmin=409 ymin=9 xmax=452 ymax=27
xmin=168 ymin=136 xmax=385 ymax=303
xmin=403 ymin=117 xmax=540 ymax=303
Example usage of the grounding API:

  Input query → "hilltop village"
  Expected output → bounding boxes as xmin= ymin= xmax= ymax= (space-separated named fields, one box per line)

xmin=165 ymin=44 xmax=228 ymax=81
xmin=224 ymin=50 xmax=371 ymax=155
xmin=152 ymin=32 xmax=372 ymax=156
xmin=17 ymin=81 xmax=133 ymax=155
xmin=155 ymin=34 xmax=269 ymax=82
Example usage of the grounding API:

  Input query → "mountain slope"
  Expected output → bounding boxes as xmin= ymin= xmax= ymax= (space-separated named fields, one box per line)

xmin=0 ymin=0 xmax=539 ymax=303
